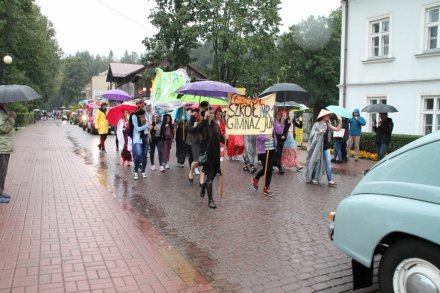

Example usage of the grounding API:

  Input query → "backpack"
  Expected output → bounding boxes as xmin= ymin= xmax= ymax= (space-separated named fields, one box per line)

xmin=128 ymin=112 xmax=136 ymax=138
xmin=129 ymin=111 xmax=145 ymax=139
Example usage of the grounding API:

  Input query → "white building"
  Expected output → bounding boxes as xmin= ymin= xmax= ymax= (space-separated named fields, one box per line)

xmin=339 ymin=0 xmax=440 ymax=135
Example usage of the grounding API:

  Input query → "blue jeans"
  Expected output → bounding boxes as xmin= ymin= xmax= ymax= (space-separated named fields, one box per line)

xmin=333 ymin=141 xmax=342 ymax=161
xmin=133 ymin=143 xmax=146 ymax=173
xmin=312 ymin=149 xmax=332 ymax=181
xmin=323 ymin=149 xmax=332 ymax=181
xmin=377 ymin=143 xmax=388 ymax=160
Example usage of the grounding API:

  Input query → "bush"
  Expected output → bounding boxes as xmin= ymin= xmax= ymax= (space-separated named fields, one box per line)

xmin=360 ymin=132 xmax=422 ymax=153
xmin=15 ymin=113 xmax=34 ymax=127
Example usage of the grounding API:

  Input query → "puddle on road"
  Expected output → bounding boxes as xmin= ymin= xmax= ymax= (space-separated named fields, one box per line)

xmin=65 ymin=130 xmax=235 ymax=291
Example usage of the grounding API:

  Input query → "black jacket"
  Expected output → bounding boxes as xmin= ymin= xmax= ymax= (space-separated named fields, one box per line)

xmin=373 ymin=118 xmax=393 ymax=144
xmin=282 ymin=118 xmax=303 ymax=140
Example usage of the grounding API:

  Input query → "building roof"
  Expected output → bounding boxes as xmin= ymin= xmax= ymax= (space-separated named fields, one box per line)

xmin=106 ymin=63 xmax=145 ymax=84
xmin=108 ymin=63 xmax=144 ymax=78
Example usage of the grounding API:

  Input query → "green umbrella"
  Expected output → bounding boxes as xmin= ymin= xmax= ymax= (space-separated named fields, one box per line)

xmin=326 ymin=105 xmax=352 ymax=119
xmin=179 ymin=94 xmax=227 ymax=106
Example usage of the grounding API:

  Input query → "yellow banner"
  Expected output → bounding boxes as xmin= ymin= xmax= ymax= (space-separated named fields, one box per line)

xmin=226 ymin=93 xmax=275 ymax=135
xmin=295 ymin=126 xmax=303 ymax=145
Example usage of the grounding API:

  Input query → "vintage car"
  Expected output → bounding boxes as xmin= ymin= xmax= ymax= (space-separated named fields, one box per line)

xmin=329 ymin=131 xmax=440 ymax=293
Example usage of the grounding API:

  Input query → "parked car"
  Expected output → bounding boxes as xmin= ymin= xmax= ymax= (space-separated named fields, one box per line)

xmin=78 ymin=109 xmax=88 ymax=130
xmin=329 ymin=131 xmax=440 ymax=292
xmin=70 ymin=110 xmax=81 ymax=125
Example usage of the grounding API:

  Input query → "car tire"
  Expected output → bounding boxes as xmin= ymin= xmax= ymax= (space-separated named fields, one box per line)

xmin=379 ymin=238 xmax=440 ymax=293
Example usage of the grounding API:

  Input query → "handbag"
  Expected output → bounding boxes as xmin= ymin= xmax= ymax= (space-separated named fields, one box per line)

xmin=198 ymin=152 xmax=208 ymax=166
xmin=198 ymin=139 xmax=211 ymax=166
xmin=333 ymin=128 xmax=345 ymax=138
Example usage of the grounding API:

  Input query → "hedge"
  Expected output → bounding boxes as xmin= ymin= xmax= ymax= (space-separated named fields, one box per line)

xmin=359 ymin=132 xmax=422 ymax=153
xmin=15 ymin=113 xmax=35 ymax=127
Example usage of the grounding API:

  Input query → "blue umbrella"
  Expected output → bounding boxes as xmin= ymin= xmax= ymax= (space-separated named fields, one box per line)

xmin=326 ymin=105 xmax=352 ymax=119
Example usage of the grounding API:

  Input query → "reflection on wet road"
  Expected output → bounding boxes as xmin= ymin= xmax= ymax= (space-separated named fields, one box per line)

xmin=62 ymin=121 xmax=378 ymax=293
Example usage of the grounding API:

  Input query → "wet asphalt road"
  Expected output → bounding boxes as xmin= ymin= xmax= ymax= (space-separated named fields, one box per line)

xmin=61 ymin=121 xmax=379 ymax=293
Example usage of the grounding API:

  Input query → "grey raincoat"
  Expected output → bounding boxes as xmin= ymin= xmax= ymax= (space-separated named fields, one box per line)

xmin=305 ymin=120 xmax=329 ymax=183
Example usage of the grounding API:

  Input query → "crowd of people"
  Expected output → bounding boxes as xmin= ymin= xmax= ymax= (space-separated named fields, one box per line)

xmin=0 ymin=97 xmax=394 ymax=206
xmin=82 ymin=99 xmax=394 ymax=208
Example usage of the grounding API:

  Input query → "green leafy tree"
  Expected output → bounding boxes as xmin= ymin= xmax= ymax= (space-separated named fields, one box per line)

xmin=144 ymin=0 xmax=200 ymax=69
xmin=198 ymin=0 xmax=281 ymax=85
xmin=120 ymin=50 xmax=141 ymax=64
xmin=277 ymin=9 xmax=342 ymax=110
xmin=0 ymin=0 xmax=61 ymax=110
xmin=57 ymin=57 xmax=88 ymax=106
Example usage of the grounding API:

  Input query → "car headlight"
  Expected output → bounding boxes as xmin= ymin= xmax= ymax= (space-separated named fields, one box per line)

xmin=82 ymin=115 xmax=87 ymax=121
xmin=329 ymin=212 xmax=336 ymax=221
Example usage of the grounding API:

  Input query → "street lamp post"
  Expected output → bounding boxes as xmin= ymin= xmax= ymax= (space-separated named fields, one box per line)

xmin=2 ymin=54 xmax=13 ymax=85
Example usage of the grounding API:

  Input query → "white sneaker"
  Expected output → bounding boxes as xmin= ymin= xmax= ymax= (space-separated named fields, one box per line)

xmin=233 ymin=156 xmax=239 ymax=161
xmin=133 ymin=173 xmax=138 ymax=180
xmin=165 ymin=164 xmax=170 ymax=169
xmin=142 ymin=173 xmax=147 ymax=178
xmin=194 ymin=168 xmax=200 ymax=175
xmin=150 ymin=165 xmax=156 ymax=171
xmin=159 ymin=166 xmax=165 ymax=172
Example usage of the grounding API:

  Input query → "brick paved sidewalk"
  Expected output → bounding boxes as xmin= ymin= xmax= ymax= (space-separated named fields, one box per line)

xmin=0 ymin=122 xmax=215 ymax=293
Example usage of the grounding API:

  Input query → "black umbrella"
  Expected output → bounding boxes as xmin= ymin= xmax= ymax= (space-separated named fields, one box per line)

xmin=362 ymin=104 xmax=398 ymax=113
xmin=0 ymin=85 xmax=41 ymax=103
xmin=259 ymin=83 xmax=311 ymax=105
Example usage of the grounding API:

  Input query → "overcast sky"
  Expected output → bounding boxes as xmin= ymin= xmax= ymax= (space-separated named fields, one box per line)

xmin=34 ymin=0 xmax=341 ymax=58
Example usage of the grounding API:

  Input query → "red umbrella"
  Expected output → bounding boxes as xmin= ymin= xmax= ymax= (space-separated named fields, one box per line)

xmin=106 ymin=102 xmax=137 ymax=127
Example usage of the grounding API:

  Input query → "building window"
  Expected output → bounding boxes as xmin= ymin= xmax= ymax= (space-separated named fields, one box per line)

xmin=369 ymin=18 xmax=390 ymax=58
xmin=368 ymin=97 xmax=387 ymax=131
xmin=421 ymin=96 xmax=440 ymax=134
xmin=426 ymin=6 xmax=440 ymax=50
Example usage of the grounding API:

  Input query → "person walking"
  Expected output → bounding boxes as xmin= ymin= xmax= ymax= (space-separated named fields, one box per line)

xmin=305 ymin=109 xmax=342 ymax=187
xmin=131 ymin=109 xmax=149 ymax=179
xmin=346 ymin=109 xmax=366 ymax=161
xmin=160 ymin=113 xmax=174 ymax=170
xmin=215 ymin=108 xmax=226 ymax=175
xmin=227 ymin=135 xmax=244 ymax=161
xmin=174 ymin=107 xmax=186 ymax=168
xmin=281 ymin=110 xmax=303 ymax=171
xmin=332 ymin=118 xmax=349 ymax=163
xmin=274 ymin=111 xmax=286 ymax=174
xmin=188 ymin=104 xmax=208 ymax=182
xmin=184 ymin=108 xmax=195 ymax=169
xmin=150 ymin=113 xmax=165 ymax=172
xmin=0 ymin=103 xmax=16 ymax=204
xmin=198 ymin=107 xmax=225 ymax=209
xmin=242 ymin=135 xmax=258 ymax=173
xmin=116 ymin=110 xmax=132 ymax=166
xmin=373 ymin=112 xmax=394 ymax=160
xmin=251 ymin=131 xmax=277 ymax=196
xmin=95 ymin=102 xmax=109 ymax=152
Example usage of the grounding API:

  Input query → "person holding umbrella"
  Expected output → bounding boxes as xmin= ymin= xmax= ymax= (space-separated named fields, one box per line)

xmin=198 ymin=107 xmax=225 ymax=208
xmin=0 ymin=103 xmax=16 ymax=204
xmin=116 ymin=110 xmax=132 ymax=166
xmin=305 ymin=109 xmax=342 ymax=187
xmin=95 ymin=102 xmax=109 ymax=152
xmin=373 ymin=113 xmax=394 ymax=160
